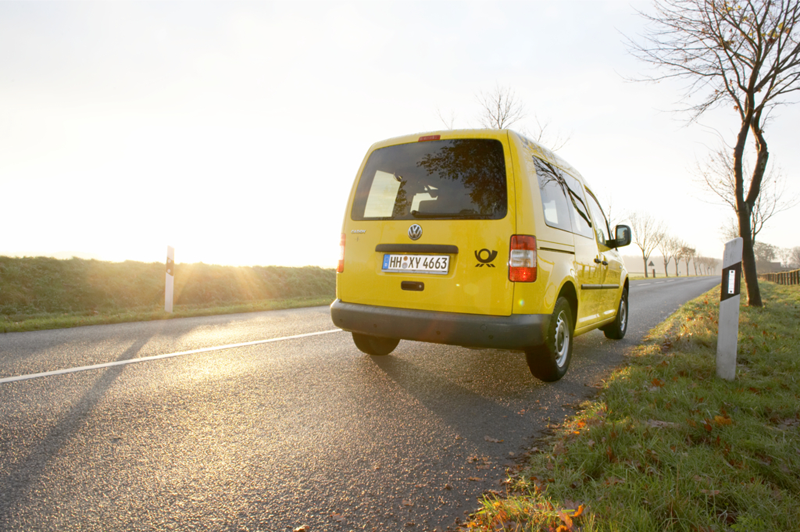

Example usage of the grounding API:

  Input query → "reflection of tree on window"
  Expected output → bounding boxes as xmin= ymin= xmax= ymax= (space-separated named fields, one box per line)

xmin=416 ymin=139 xmax=506 ymax=217
xmin=561 ymin=172 xmax=593 ymax=239
xmin=533 ymin=156 xmax=591 ymax=238
xmin=586 ymin=191 xmax=610 ymax=246
xmin=352 ymin=139 xmax=507 ymax=221
xmin=392 ymin=176 xmax=411 ymax=218
xmin=533 ymin=157 xmax=572 ymax=232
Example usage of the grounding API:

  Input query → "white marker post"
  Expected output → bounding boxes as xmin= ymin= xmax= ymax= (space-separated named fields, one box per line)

xmin=716 ymin=238 xmax=742 ymax=381
xmin=165 ymin=246 xmax=175 ymax=313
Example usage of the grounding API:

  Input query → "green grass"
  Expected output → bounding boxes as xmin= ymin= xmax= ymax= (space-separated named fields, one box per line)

xmin=465 ymin=282 xmax=800 ymax=531
xmin=1 ymin=256 xmax=335 ymax=333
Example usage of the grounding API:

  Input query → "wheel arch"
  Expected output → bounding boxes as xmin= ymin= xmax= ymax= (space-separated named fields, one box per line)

xmin=556 ymin=280 xmax=578 ymax=327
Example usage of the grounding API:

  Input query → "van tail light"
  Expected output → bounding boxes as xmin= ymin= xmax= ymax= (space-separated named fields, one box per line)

xmin=509 ymin=235 xmax=537 ymax=282
xmin=337 ymin=233 xmax=345 ymax=273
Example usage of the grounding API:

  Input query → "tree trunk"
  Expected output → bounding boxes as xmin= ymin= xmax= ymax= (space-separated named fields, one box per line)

xmin=733 ymin=109 xmax=763 ymax=307
xmin=642 ymin=254 xmax=649 ymax=278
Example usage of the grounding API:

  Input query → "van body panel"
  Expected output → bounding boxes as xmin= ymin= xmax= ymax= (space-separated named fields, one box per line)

xmin=338 ymin=130 xmax=517 ymax=317
xmin=573 ymin=233 xmax=604 ymax=328
xmin=330 ymin=299 xmax=549 ymax=349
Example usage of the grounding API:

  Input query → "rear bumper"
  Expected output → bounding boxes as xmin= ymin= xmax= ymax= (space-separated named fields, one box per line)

xmin=330 ymin=300 xmax=549 ymax=350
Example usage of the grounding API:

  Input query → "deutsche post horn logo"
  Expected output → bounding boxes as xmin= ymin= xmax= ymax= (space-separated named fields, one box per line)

xmin=475 ymin=249 xmax=498 ymax=267
xmin=408 ymin=224 xmax=422 ymax=241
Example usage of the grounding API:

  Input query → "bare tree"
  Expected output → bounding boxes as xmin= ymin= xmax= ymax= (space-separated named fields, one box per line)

xmin=525 ymin=114 xmax=571 ymax=152
xmin=657 ymin=235 xmax=679 ymax=277
xmin=681 ymin=245 xmax=696 ymax=276
xmin=754 ymin=241 xmax=780 ymax=272
xmin=697 ymin=256 xmax=720 ymax=274
xmin=476 ymin=84 xmax=526 ymax=129
xmin=630 ymin=212 xmax=666 ymax=277
xmin=629 ymin=0 xmax=800 ymax=307
xmin=696 ymin=144 xmax=798 ymax=244
xmin=695 ymin=256 xmax=710 ymax=274
xmin=789 ymin=246 xmax=800 ymax=268
xmin=435 ymin=107 xmax=457 ymax=130
xmin=474 ymin=84 xmax=571 ymax=150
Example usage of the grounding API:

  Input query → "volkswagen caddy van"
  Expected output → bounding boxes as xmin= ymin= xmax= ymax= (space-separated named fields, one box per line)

xmin=330 ymin=129 xmax=631 ymax=382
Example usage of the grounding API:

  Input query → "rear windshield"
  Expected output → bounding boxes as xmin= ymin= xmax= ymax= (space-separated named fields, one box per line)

xmin=351 ymin=139 xmax=507 ymax=221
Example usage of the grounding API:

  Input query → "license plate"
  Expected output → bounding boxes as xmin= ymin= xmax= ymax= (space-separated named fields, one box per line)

xmin=382 ymin=254 xmax=449 ymax=275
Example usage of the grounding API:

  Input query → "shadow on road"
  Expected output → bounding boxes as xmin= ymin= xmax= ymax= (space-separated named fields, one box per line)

xmin=367 ymin=350 xmax=550 ymax=447
xmin=0 ymin=332 xmax=156 ymax=527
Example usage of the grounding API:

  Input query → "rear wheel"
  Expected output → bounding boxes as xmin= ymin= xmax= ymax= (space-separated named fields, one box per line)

xmin=352 ymin=333 xmax=400 ymax=356
xmin=602 ymin=287 xmax=628 ymax=340
xmin=525 ymin=297 xmax=573 ymax=382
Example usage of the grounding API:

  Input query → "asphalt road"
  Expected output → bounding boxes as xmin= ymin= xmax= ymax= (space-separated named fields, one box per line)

xmin=0 ymin=276 xmax=720 ymax=532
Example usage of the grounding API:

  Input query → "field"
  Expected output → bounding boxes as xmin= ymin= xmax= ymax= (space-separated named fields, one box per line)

xmin=0 ymin=256 xmax=335 ymax=333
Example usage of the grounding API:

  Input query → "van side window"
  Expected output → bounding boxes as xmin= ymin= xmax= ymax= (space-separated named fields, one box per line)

xmin=585 ymin=191 xmax=611 ymax=246
xmin=533 ymin=157 xmax=572 ymax=232
xmin=561 ymin=172 xmax=594 ymax=240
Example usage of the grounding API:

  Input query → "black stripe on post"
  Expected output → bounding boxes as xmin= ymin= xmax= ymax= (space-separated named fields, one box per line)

xmin=720 ymin=261 xmax=742 ymax=302
xmin=166 ymin=257 xmax=174 ymax=276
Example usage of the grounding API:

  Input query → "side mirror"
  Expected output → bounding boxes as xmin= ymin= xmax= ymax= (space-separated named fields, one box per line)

xmin=610 ymin=225 xmax=631 ymax=248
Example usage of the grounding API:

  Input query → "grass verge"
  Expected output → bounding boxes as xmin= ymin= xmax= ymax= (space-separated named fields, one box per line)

xmin=465 ymin=281 xmax=800 ymax=531
xmin=1 ymin=256 xmax=336 ymax=333
xmin=1 ymin=297 xmax=334 ymax=333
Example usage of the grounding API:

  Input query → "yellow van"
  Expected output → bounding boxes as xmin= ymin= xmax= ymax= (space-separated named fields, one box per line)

xmin=330 ymin=129 xmax=631 ymax=381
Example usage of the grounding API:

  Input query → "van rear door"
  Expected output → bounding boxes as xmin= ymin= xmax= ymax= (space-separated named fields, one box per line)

xmin=338 ymin=133 xmax=516 ymax=317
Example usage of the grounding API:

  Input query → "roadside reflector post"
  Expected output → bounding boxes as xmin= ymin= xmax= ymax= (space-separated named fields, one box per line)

xmin=165 ymin=246 xmax=175 ymax=313
xmin=716 ymin=238 xmax=742 ymax=381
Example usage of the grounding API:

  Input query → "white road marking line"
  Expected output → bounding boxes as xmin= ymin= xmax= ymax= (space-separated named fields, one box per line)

xmin=0 ymin=329 xmax=344 ymax=385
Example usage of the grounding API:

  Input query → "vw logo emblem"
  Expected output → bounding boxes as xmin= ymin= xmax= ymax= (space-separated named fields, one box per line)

xmin=408 ymin=224 xmax=422 ymax=241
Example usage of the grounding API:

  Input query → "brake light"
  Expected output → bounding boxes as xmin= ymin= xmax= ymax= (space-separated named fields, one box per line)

xmin=337 ymin=233 xmax=345 ymax=273
xmin=509 ymin=235 xmax=537 ymax=282
xmin=418 ymin=135 xmax=441 ymax=142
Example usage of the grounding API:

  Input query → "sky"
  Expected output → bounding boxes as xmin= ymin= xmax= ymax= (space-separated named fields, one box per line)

xmin=2 ymin=0 xmax=798 ymax=269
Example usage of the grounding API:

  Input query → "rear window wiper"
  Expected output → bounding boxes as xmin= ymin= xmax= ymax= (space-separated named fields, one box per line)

xmin=410 ymin=210 xmax=493 ymax=219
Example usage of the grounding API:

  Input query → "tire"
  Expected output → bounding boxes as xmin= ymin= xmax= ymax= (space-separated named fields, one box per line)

xmin=352 ymin=333 xmax=400 ymax=356
xmin=602 ymin=287 xmax=628 ymax=340
xmin=525 ymin=297 xmax=573 ymax=382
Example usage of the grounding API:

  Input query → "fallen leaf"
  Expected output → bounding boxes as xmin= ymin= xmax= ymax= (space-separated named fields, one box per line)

xmin=293 ymin=526 xmax=310 ymax=532
xmin=714 ymin=415 xmax=733 ymax=426
xmin=701 ymin=489 xmax=720 ymax=496
xmin=402 ymin=500 xmax=414 ymax=507
xmin=485 ymin=436 xmax=504 ymax=443
xmin=558 ymin=511 xmax=574 ymax=528
xmin=331 ymin=513 xmax=344 ymax=522
xmin=468 ymin=477 xmax=484 ymax=481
